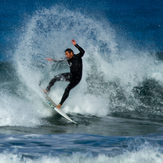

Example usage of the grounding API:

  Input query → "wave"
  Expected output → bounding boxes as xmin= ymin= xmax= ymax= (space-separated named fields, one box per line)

xmin=1 ymin=5 xmax=163 ymax=126
xmin=0 ymin=149 xmax=163 ymax=163
xmin=0 ymin=134 xmax=163 ymax=163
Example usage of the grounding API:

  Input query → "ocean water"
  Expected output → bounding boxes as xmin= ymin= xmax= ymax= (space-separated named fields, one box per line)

xmin=1 ymin=0 xmax=163 ymax=162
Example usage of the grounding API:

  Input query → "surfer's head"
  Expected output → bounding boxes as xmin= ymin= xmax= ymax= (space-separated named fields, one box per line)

xmin=65 ymin=48 xmax=74 ymax=60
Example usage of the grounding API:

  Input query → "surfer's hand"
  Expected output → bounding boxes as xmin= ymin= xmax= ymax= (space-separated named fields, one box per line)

xmin=71 ymin=39 xmax=76 ymax=45
xmin=46 ymin=58 xmax=53 ymax=61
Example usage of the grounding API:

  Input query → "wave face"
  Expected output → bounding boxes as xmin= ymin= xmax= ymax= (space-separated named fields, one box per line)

xmin=1 ymin=5 xmax=163 ymax=127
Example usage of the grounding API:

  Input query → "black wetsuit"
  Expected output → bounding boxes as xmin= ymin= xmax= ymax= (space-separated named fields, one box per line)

xmin=46 ymin=44 xmax=85 ymax=105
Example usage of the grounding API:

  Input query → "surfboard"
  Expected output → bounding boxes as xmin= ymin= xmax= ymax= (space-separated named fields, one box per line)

xmin=45 ymin=94 xmax=77 ymax=124
xmin=39 ymin=82 xmax=77 ymax=124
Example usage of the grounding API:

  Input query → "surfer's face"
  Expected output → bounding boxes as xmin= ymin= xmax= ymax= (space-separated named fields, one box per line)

xmin=65 ymin=51 xmax=73 ymax=60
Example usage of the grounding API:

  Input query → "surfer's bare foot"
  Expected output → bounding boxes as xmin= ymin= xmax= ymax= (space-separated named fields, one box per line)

xmin=56 ymin=104 xmax=61 ymax=109
xmin=43 ymin=89 xmax=48 ymax=93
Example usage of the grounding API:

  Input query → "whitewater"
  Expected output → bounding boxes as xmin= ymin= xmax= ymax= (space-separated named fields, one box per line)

xmin=0 ymin=1 xmax=163 ymax=162
xmin=1 ymin=5 xmax=163 ymax=127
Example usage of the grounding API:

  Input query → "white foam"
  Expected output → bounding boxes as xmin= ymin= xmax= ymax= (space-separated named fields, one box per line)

xmin=0 ymin=145 xmax=163 ymax=163
xmin=0 ymin=90 xmax=50 ymax=127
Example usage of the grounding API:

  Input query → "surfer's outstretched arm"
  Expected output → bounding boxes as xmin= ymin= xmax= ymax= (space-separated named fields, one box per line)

xmin=46 ymin=58 xmax=67 ymax=62
xmin=71 ymin=39 xmax=85 ymax=58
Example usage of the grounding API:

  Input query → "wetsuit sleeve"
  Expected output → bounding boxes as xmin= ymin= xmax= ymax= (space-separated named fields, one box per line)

xmin=75 ymin=44 xmax=85 ymax=58
xmin=53 ymin=58 xmax=67 ymax=63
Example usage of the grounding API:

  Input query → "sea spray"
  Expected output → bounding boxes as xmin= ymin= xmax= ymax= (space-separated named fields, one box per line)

xmin=12 ymin=5 xmax=163 ymax=120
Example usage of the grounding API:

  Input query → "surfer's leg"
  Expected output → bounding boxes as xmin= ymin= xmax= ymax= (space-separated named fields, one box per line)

xmin=59 ymin=80 xmax=80 ymax=105
xmin=46 ymin=73 xmax=70 ymax=91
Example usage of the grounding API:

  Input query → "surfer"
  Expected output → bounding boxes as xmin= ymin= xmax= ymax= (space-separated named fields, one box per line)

xmin=43 ymin=39 xmax=85 ymax=109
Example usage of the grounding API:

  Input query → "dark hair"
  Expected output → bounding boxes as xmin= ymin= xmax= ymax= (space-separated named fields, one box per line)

xmin=65 ymin=48 xmax=74 ymax=54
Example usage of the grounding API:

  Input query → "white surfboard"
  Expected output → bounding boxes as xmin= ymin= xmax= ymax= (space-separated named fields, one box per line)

xmin=46 ymin=94 xmax=77 ymax=124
